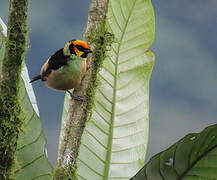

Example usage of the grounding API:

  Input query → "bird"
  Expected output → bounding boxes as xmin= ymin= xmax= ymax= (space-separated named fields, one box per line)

xmin=29 ymin=39 xmax=92 ymax=101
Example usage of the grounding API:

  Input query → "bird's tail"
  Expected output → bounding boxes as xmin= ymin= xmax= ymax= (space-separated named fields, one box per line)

xmin=29 ymin=74 xmax=41 ymax=83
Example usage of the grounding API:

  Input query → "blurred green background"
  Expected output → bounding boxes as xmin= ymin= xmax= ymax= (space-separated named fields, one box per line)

xmin=1 ymin=0 xmax=217 ymax=166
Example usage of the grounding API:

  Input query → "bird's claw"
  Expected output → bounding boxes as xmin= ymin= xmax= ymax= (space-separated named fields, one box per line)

xmin=71 ymin=94 xmax=85 ymax=102
xmin=66 ymin=90 xmax=85 ymax=102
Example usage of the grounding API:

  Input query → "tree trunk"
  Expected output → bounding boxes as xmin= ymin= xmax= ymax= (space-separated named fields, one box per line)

xmin=53 ymin=0 xmax=110 ymax=179
xmin=0 ymin=0 xmax=29 ymax=179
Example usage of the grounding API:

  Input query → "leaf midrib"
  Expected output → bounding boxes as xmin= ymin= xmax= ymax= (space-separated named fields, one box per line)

xmin=103 ymin=0 xmax=137 ymax=179
xmin=178 ymin=144 xmax=217 ymax=180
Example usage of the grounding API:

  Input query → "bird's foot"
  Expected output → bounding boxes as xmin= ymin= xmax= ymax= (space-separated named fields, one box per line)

xmin=66 ymin=90 xmax=85 ymax=102
xmin=70 ymin=94 xmax=85 ymax=102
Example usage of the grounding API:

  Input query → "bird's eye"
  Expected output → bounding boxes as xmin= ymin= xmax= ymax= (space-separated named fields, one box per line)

xmin=76 ymin=45 xmax=84 ymax=51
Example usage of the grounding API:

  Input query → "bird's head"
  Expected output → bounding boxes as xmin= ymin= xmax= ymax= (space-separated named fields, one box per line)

xmin=63 ymin=39 xmax=92 ymax=58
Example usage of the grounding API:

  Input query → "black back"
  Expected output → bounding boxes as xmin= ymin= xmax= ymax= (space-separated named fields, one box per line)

xmin=48 ymin=48 xmax=69 ymax=70
xmin=40 ymin=48 xmax=69 ymax=81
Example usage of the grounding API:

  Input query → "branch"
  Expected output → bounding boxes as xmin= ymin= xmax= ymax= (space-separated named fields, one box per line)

xmin=0 ymin=0 xmax=29 ymax=179
xmin=53 ymin=0 xmax=111 ymax=179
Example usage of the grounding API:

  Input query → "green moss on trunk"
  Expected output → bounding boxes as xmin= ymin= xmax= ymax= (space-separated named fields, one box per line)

xmin=0 ymin=0 xmax=29 ymax=179
xmin=53 ymin=0 xmax=114 ymax=179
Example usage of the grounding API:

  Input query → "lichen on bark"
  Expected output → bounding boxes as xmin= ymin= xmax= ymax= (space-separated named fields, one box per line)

xmin=0 ymin=0 xmax=29 ymax=179
xmin=53 ymin=0 xmax=114 ymax=179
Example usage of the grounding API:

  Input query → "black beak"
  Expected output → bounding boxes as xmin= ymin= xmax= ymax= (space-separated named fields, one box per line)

xmin=81 ymin=48 xmax=93 ymax=58
xmin=85 ymin=49 xmax=92 ymax=54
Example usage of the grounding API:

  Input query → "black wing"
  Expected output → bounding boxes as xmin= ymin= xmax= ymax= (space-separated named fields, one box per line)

xmin=40 ymin=48 xmax=70 ymax=80
xmin=48 ymin=48 xmax=69 ymax=70
xmin=30 ymin=48 xmax=70 ymax=83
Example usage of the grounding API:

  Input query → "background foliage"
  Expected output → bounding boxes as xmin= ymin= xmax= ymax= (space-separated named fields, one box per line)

xmin=0 ymin=0 xmax=216 ymax=172
xmin=132 ymin=124 xmax=217 ymax=179
xmin=0 ymin=19 xmax=52 ymax=180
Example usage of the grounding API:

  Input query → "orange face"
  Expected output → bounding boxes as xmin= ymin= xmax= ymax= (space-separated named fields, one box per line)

xmin=69 ymin=40 xmax=92 ymax=58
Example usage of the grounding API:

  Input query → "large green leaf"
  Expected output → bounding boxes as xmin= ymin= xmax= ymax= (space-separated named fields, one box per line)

xmin=61 ymin=0 xmax=155 ymax=179
xmin=0 ymin=17 xmax=52 ymax=180
xmin=131 ymin=124 xmax=217 ymax=180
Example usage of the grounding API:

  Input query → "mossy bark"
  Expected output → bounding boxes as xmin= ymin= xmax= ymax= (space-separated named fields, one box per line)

xmin=53 ymin=0 xmax=111 ymax=179
xmin=0 ymin=0 xmax=29 ymax=179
